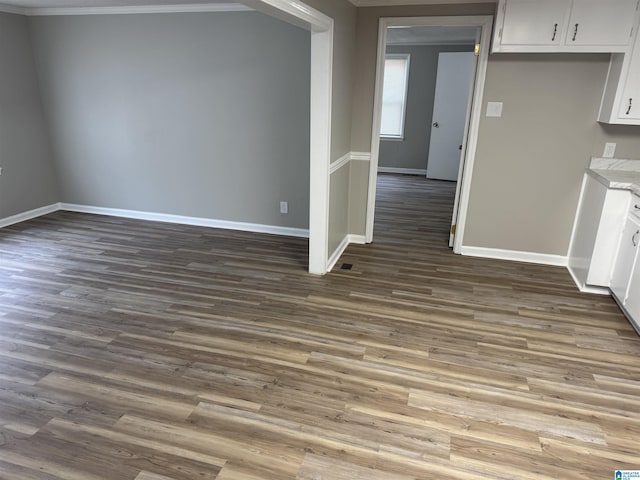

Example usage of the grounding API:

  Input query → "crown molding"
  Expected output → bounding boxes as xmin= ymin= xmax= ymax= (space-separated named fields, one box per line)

xmin=0 ymin=3 xmax=26 ymax=14
xmin=0 ymin=3 xmax=252 ymax=16
xmin=350 ymin=0 xmax=494 ymax=5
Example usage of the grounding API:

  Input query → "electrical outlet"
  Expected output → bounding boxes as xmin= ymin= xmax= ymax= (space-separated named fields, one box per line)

xmin=603 ymin=143 xmax=616 ymax=158
xmin=280 ymin=201 xmax=288 ymax=214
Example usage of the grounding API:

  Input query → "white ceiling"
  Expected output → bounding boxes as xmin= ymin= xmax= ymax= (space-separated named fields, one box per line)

xmin=387 ymin=25 xmax=478 ymax=45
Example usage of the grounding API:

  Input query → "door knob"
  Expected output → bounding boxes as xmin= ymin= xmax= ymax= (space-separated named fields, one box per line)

xmin=433 ymin=122 xmax=439 ymax=128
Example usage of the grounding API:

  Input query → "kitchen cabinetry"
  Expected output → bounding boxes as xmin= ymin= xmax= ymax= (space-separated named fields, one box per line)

xmin=492 ymin=0 xmax=639 ymax=53
xmin=610 ymin=199 xmax=640 ymax=332
xmin=568 ymin=173 xmax=630 ymax=293
xmin=610 ymin=212 xmax=640 ymax=300
xmin=598 ymin=21 xmax=640 ymax=124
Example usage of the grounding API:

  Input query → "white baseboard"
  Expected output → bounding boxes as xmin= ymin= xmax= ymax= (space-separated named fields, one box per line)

xmin=59 ymin=203 xmax=309 ymax=238
xmin=1 ymin=202 xmax=309 ymax=238
xmin=327 ymin=234 xmax=367 ymax=271
xmin=0 ymin=203 xmax=60 ymax=228
xmin=567 ymin=264 xmax=611 ymax=295
xmin=348 ymin=234 xmax=366 ymax=244
xmin=328 ymin=235 xmax=351 ymax=272
xmin=460 ymin=246 xmax=569 ymax=267
xmin=378 ymin=167 xmax=427 ymax=176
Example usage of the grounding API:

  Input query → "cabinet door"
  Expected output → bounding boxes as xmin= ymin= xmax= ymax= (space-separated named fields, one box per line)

xmin=624 ymin=246 xmax=640 ymax=321
xmin=500 ymin=0 xmax=570 ymax=46
xmin=618 ymin=28 xmax=640 ymax=119
xmin=568 ymin=0 xmax=638 ymax=47
xmin=611 ymin=215 xmax=640 ymax=302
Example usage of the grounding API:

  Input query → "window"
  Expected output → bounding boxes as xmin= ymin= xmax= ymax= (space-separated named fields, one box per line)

xmin=380 ymin=54 xmax=410 ymax=139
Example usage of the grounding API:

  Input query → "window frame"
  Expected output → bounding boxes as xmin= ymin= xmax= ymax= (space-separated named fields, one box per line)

xmin=379 ymin=53 xmax=411 ymax=140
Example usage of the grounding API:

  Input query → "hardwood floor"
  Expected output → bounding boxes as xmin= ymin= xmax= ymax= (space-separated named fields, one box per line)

xmin=0 ymin=173 xmax=638 ymax=479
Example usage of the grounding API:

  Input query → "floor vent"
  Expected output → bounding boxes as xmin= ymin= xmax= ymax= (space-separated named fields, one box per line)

xmin=340 ymin=263 xmax=353 ymax=270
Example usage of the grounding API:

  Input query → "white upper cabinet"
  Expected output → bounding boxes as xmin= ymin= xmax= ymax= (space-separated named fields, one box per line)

xmin=493 ymin=0 xmax=640 ymax=53
xmin=568 ymin=0 xmax=638 ymax=47
xmin=599 ymin=21 xmax=640 ymax=124
xmin=499 ymin=0 xmax=570 ymax=47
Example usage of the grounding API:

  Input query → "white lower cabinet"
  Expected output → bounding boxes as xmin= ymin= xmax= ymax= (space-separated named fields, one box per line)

xmin=611 ymin=206 xmax=640 ymax=332
xmin=625 ymin=252 xmax=640 ymax=324
xmin=568 ymin=173 xmax=630 ymax=291
xmin=611 ymin=213 xmax=640 ymax=301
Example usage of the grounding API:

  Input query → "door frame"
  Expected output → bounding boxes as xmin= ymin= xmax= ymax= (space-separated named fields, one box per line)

xmin=365 ymin=15 xmax=493 ymax=254
xmin=247 ymin=0 xmax=333 ymax=274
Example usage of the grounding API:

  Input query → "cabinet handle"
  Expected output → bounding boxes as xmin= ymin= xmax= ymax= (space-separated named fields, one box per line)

xmin=633 ymin=230 xmax=639 ymax=248
xmin=552 ymin=23 xmax=558 ymax=41
xmin=627 ymin=98 xmax=633 ymax=115
xmin=572 ymin=23 xmax=579 ymax=41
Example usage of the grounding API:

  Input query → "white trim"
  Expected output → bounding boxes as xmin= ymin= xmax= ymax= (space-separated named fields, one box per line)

xmin=249 ymin=0 xmax=332 ymax=30
xmin=348 ymin=234 xmax=366 ymax=244
xmin=0 ymin=201 xmax=310 ymax=237
xmin=330 ymin=152 xmax=371 ymax=174
xmin=351 ymin=0 xmax=495 ymax=5
xmin=460 ymin=246 xmax=569 ymax=267
xmin=365 ymin=15 xmax=493 ymax=249
xmin=59 ymin=203 xmax=309 ymax=237
xmin=566 ymin=173 xmax=588 ymax=259
xmin=327 ymin=234 xmax=367 ymax=272
xmin=378 ymin=167 xmax=426 ymax=176
xmin=0 ymin=3 xmax=26 ymax=15
xmin=330 ymin=152 xmax=351 ymax=174
xmin=0 ymin=203 xmax=60 ymax=228
xmin=308 ymin=23 xmax=334 ymax=275
xmin=328 ymin=235 xmax=351 ymax=272
xmin=351 ymin=152 xmax=372 ymax=162
xmin=16 ymin=4 xmax=252 ymax=16
xmin=567 ymin=264 xmax=611 ymax=296
xmin=387 ymin=41 xmax=477 ymax=47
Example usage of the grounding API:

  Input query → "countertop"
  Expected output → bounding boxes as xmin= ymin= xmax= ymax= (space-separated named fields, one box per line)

xmin=588 ymin=158 xmax=640 ymax=197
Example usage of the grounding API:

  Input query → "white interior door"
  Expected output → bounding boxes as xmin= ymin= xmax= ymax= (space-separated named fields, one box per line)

xmin=426 ymin=52 xmax=476 ymax=182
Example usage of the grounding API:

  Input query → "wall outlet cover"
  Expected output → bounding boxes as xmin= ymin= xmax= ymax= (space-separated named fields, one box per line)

xmin=486 ymin=101 xmax=503 ymax=117
xmin=603 ymin=143 xmax=616 ymax=158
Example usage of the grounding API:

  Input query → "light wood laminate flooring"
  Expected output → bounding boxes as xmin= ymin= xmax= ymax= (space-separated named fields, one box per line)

xmin=0 ymin=174 xmax=638 ymax=479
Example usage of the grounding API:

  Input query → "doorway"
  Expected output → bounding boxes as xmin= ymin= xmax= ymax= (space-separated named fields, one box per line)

xmin=366 ymin=16 xmax=493 ymax=252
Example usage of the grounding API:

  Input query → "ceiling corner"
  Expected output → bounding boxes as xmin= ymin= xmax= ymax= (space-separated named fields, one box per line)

xmin=0 ymin=3 xmax=27 ymax=15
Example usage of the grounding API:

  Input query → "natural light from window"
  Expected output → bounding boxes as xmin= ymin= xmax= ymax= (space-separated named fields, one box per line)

xmin=380 ymin=54 xmax=410 ymax=139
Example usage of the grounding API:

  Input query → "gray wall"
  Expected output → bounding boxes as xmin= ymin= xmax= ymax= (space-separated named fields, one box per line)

xmin=304 ymin=0 xmax=357 ymax=163
xmin=0 ymin=13 xmax=59 ymax=219
xmin=28 ymin=12 xmax=311 ymax=229
xmin=379 ymin=43 xmax=474 ymax=171
xmin=465 ymin=54 xmax=611 ymax=255
xmin=465 ymin=54 xmax=640 ymax=255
